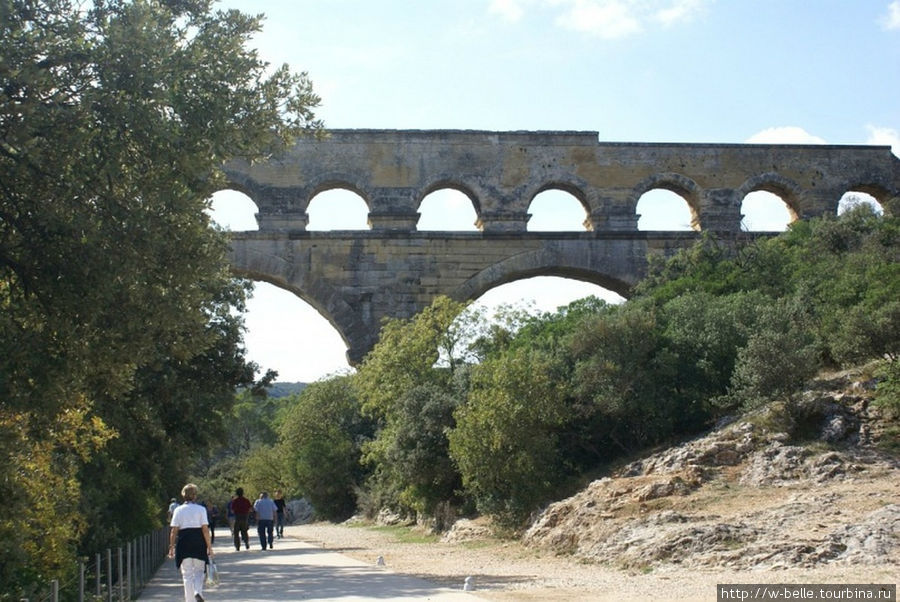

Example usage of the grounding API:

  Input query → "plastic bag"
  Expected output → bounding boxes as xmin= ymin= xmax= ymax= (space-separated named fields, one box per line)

xmin=206 ymin=560 xmax=220 ymax=586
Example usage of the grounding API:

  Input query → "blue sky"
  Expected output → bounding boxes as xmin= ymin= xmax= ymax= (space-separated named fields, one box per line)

xmin=210 ymin=0 xmax=900 ymax=382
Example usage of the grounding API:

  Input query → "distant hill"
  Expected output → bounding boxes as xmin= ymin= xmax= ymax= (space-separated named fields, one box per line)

xmin=267 ymin=382 xmax=308 ymax=398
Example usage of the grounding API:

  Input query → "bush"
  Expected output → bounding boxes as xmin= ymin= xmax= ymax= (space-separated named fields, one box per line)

xmin=728 ymin=299 xmax=821 ymax=410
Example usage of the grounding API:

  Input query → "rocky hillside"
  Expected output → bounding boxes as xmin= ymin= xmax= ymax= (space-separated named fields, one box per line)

xmin=517 ymin=368 xmax=899 ymax=571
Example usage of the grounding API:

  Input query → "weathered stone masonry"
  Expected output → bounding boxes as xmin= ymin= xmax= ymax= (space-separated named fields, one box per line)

xmin=223 ymin=130 xmax=900 ymax=364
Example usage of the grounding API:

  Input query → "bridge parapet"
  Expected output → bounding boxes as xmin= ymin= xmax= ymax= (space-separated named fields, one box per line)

xmin=223 ymin=130 xmax=899 ymax=234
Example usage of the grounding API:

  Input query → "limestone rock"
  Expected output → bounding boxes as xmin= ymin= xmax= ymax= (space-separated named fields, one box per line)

xmin=522 ymin=368 xmax=899 ymax=571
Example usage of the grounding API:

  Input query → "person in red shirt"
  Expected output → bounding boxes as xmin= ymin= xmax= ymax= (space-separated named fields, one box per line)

xmin=230 ymin=487 xmax=253 ymax=551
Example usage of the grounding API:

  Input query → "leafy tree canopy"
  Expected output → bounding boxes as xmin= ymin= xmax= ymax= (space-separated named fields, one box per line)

xmin=0 ymin=0 xmax=321 ymax=594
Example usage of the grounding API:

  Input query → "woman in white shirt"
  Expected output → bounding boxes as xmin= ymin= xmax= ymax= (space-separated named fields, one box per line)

xmin=169 ymin=483 xmax=214 ymax=602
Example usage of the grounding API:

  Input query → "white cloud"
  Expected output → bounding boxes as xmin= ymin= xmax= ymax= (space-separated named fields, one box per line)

xmin=655 ymin=0 xmax=706 ymax=27
xmin=489 ymin=0 xmax=527 ymax=21
xmin=882 ymin=1 xmax=900 ymax=30
xmin=554 ymin=0 xmax=642 ymax=39
xmin=745 ymin=126 xmax=827 ymax=145
xmin=865 ymin=124 xmax=900 ymax=157
xmin=491 ymin=0 xmax=709 ymax=38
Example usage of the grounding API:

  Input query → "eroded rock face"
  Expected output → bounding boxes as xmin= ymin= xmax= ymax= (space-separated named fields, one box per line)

xmin=523 ymin=370 xmax=900 ymax=570
xmin=440 ymin=518 xmax=494 ymax=543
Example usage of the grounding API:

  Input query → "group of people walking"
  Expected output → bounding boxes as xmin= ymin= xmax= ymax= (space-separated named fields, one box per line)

xmin=168 ymin=484 xmax=289 ymax=602
xmin=227 ymin=487 xmax=287 ymax=551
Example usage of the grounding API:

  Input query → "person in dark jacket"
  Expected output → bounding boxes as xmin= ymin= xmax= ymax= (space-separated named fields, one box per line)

xmin=230 ymin=487 xmax=253 ymax=551
xmin=169 ymin=483 xmax=213 ymax=602
xmin=273 ymin=490 xmax=287 ymax=538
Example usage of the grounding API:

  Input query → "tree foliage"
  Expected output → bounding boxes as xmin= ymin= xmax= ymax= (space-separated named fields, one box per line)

xmin=279 ymin=377 xmax=372 ymax=521
xmin=353 ymin=297 xmax=471 ymax=515
xmin=449 ymin=347 xmax=569 ymax=526
xmin=0 ymin=0 xmax=320 ymax=594
xmin=0 ymin=399 xmax=114 ymax=594
xmin=355 ymin=296 xmax=470 ymax=419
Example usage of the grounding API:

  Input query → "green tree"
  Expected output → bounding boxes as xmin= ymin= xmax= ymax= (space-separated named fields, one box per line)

xmin=569 ymin=303 xmax=681 ymax=454
xmin=449 ymin=347 xmax=568 ymax=527
xmin=279 ymin=377 xmax=371 ymax=521
xmin=355 ymin=297 xmax=472 ymax=516
xmin=240 ymin=444 xmax=289 ymax=501
xmin=224 ymin=384 xmax=284 ymax=457
xmin=356 ymin=296 xmax=470 ymax=419
xmin=365 ymin=383 xmax=465 ymax=521
xmin=638 ymin=206 xmax=898 ymax=411
xmin=0 ymin=400 xmax=114 ymax=597
xmin=1 ymin=0 xmax=320 ymax=594
xmin=829 ymin=301 xmax=900 ymax=366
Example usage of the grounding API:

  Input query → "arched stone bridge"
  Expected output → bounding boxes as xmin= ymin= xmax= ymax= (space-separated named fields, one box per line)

xmin=223 ymin=129 xmax=899 ymax=364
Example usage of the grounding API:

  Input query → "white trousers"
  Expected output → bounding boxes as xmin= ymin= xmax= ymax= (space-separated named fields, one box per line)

xmin=179 ymin=557 xmax=205 ymax=602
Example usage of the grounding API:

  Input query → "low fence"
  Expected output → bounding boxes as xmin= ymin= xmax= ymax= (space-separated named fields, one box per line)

xmin=23 ymin=527 xmax=169 ymax=602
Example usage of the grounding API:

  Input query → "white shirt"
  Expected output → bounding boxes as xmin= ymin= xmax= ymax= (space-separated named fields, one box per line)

xmin=170 ymin=502 xmax=209 ymax=529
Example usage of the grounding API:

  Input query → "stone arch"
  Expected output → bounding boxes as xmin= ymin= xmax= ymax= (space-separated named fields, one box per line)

xmin=526 ymin=184 xmax=592 ymax=231
xmin=220 ymin=167 xmax=279 ymax=209
xmin=453 ymin=246 xmax=634 ymax=303
xmin=632 ymin=173 xmax=702 ymax=231
xmin=525 ymin=176 xmax=592 ymax=209
xmin=307 ymin=185 xmax=371 ymax=231
xmin=307 ymin=175 xmax=373 ymax=212
xmin=740 ymin=191 xmax=793 ymax=231
xmin=631 ymin=173 xmax=702 ymax=223
xmin=207 ymin=188 xmax=259 ymax=231
xmin=636 ymin=190 xmax=696 ymax=231
xmin=418 ymin=176 xmax=485 ymax=215
xmin=470 ymin=276 xmax=626 ymax=312
xmin=838 ymin=192 xmax=884 ymax=216
xmin=836 ymin=179 xmax=896 ymax=216
xmin=228 ymin=257 xmax=368 ymax=365
xmin=216 ymin=177 xmax=294 ymax=215
xmin=737 ymin=172 xmax=804 ymax=221
xmin=417 ymin=186 xmax=480 ymax=231
xmin=215 ymin=178 xmax=256 ymax=200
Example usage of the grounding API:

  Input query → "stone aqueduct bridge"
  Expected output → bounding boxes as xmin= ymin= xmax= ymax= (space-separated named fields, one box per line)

xmin=223 ymin=130 xmax=900 ymax=364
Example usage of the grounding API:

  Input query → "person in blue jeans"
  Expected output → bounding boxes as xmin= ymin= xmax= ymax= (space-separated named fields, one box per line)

xmin=253 ymin=491 xmax=278 ymax=550
xmin=273 ymin=490 xmax=286 ymax=538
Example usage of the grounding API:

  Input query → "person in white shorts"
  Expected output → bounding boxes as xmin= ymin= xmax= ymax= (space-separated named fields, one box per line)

xmin=169 ymin=483 xmax=214 ymax=602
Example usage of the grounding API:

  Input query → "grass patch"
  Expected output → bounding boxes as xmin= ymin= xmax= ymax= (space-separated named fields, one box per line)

xmin=367 ymin=525 xmax=440 ymax=544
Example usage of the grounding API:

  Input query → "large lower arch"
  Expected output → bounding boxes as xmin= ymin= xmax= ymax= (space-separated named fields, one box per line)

xmin=452 ymin=245 xmax=635 ymax=303
xmin=228 ymin=230 xmax=742 ymax=366
xmin=228 ymin=254 xmax=370 ymax=365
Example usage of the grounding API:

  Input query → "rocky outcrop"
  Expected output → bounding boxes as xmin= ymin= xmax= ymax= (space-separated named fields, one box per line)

xmin=523 ymin=369 xmax=899 ymax=570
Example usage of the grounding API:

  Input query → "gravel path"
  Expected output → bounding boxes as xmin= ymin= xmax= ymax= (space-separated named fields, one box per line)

xmin=286 ymin=522 xmax=897 ymax=601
